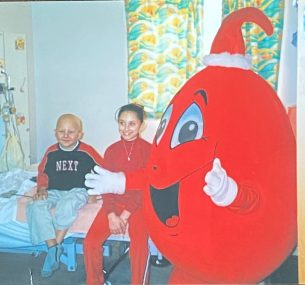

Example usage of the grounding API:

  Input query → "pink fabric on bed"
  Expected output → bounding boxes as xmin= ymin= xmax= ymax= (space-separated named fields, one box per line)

xmin=16 ymin=187 xmax=103 ymax=233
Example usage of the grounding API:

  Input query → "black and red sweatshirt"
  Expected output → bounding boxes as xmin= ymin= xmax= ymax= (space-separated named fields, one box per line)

xmin=37 ymin=141 xmax=104 ymax=191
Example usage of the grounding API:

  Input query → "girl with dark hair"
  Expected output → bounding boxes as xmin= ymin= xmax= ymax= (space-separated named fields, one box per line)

xmin=84 ymin=103 xmax=151 ymax=285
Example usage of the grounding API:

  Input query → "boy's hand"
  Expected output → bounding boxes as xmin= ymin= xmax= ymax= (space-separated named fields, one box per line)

xmin=87 ymin=195 xmax=102 ymax=204
xmin=108 ymin=213 xmax=127 ymax=235
xmin=33 ymin=188 xmax=48 ymax=200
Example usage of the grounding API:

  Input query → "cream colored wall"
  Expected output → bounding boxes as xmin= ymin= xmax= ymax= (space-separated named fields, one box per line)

xmin=0 ymin=1 xmax=130 ymax=161
xmin=0 ymin=1 xmax=222 ymax=160
xmin=31 ymin=1 xmax=128 ymax=160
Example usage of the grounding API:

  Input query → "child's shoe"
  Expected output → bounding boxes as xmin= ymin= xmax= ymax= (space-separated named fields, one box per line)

xmin=41 ymin=244 xmax=63 ymax=277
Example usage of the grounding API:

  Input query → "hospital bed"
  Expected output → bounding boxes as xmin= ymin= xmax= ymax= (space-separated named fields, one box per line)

xmin=0 ymin=168 xmax=162 ymax=272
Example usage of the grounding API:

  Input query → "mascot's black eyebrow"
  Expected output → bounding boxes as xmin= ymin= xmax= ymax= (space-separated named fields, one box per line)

xmin=195 ymin=89 xmax=208 ymax=105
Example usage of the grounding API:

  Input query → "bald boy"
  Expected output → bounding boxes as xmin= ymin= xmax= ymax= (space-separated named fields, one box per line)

xmin=26 ymin=113 xmax=104 ymax=278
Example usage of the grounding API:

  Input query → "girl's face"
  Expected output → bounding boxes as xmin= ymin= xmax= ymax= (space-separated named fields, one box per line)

xmin=118 ymin=110 xmax=143 ymax=141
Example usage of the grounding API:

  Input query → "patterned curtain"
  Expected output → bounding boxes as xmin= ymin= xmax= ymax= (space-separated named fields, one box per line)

xmin=223 ymin=0 xmax=284 ymax=90
xmin=125 ymin=0 xmax=204 ymax=118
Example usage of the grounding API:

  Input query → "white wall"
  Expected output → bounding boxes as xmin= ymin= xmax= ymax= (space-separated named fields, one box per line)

xmin=0 ymin=1 xmax=222 ymax=163
xmin=203 ymin=0 xmax=222 ymax=55
xmin=32 ymin=1 xmax=128 ymax=161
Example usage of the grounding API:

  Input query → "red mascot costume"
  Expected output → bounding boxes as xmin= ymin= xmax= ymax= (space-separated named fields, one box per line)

xmin=86 ymin=7 xmax=296 ymax=284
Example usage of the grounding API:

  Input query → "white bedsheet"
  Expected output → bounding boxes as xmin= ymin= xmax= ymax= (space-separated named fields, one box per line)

xmin=0 ymin=169 xmax=37 ymax=223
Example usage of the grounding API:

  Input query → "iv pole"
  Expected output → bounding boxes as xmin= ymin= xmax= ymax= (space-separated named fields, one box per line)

xmin=0 ymin=68 xmax=25 ymax=171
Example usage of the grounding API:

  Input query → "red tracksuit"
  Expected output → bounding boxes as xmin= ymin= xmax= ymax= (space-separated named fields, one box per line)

xmin=84 ymin=137 xmax=151 ymax=285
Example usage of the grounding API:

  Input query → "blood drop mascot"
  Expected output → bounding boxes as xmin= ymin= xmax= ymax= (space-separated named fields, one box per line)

xmin=86 ymin=7 xmax=296 ymax=284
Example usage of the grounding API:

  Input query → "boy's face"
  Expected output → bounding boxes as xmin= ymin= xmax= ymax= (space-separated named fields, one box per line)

xmin=55 ymin=117 xmax=83 ymax=149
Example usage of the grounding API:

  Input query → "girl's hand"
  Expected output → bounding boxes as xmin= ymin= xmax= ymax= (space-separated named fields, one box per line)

xmin=120 ymin=210 xmax=131 ymax=223
xmin=108 ymin=213 xmax=127 ymax=235
xmin=119 ymin=210 xmax=131 ymax=235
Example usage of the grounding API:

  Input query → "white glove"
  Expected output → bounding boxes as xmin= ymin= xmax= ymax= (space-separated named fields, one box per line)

xmin=85 ymin=165 xmax=126 ymax=195
xmin=203 ymin=158 xmax=238 ymax=206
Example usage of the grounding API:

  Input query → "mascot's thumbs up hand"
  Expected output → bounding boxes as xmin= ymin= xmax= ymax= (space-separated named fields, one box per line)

xmin=203 ymin=158 xmax=238 ymax=206
xmin=85 ymin=165 xmax=126 ymax=195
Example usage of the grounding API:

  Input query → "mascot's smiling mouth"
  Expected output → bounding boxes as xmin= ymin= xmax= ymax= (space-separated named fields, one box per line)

xmin=150 ymin=183 xmax=180 ymax=227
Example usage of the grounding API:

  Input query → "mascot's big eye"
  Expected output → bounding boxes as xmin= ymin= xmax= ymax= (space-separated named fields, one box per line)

xmin=171 ymin=103 xmax=203 ymax=148
xmin=155 ymin=104 xmax=173 ymax=145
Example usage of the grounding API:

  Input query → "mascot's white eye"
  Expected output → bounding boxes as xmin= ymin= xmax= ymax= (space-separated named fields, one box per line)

xmin=171 ymin=103 xmax=203 ymax=148
xmin=155 ymin=104 xmax=173 ymax=145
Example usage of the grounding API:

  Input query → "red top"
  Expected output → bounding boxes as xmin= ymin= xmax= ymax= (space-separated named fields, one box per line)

xmin=102 ymin=137 xmax=151 ymax=214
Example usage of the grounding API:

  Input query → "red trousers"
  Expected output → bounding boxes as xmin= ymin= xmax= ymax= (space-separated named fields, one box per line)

xmin=83 ymin=207 xmax=149 ymax=285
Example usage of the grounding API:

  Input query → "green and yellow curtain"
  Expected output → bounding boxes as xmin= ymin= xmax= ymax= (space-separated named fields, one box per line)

xmin=223 ymin=0 xmax=284 ymax=90
xmin=125 ymin=0 xmax=204 ymax=118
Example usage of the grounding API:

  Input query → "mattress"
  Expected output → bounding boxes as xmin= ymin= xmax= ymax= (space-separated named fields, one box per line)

xmin=0 ymin=168 xmax=161 ymax=271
